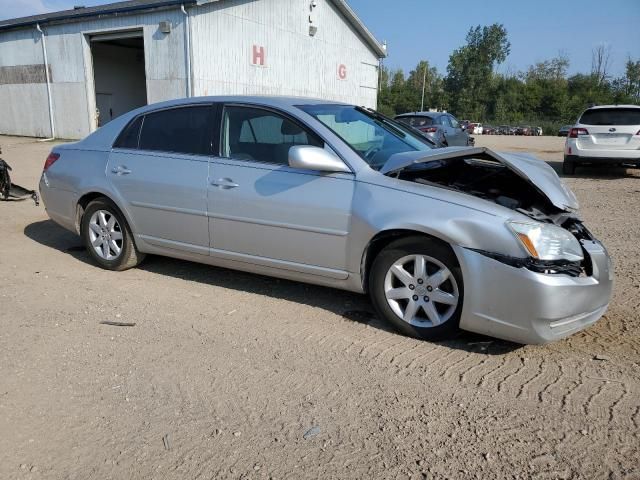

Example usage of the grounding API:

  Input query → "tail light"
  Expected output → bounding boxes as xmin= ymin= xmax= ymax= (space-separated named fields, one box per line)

xmin=569 ymin=128 xmax=589 ymax=138
xmin=43 ymin=152 xmax=60 ymax=171
xmin=419 ymin=127 xmax=438 ymax=133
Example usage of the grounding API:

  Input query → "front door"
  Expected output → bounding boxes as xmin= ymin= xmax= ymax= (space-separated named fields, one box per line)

xmin=207 ymin=104 xmax=354 ymax=277
xmin=107 ymin=104 xmax=214 ymax=254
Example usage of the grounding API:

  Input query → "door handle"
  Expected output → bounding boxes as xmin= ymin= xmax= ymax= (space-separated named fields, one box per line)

xmin=211 ymin=178 xmax=239 ymax=189
xmin=112 ymin=165 xmax=132 ymax=175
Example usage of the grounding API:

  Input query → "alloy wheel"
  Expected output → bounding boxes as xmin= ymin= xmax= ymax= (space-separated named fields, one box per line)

xmin=88 ymin=209 xmax=123 ymax=261
xmin=383 ymin=254 xmax=459 ymax=327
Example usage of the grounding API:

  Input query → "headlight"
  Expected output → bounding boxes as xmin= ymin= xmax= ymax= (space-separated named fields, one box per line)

xmin=507 ymin=221 xmax=583 ymax=261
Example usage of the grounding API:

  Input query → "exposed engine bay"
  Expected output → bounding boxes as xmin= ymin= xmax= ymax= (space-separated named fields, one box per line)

xmin=396 ymin=154 xmax=573 ymax=225
xmin=392 ymin=151 xmax=596 ymax=277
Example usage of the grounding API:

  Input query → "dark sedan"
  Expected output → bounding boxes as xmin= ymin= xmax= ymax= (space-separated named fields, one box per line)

xmin=558 ymin=125 xmax=573 ymax=137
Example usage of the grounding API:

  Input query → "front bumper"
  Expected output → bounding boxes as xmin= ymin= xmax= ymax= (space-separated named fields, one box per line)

xmin=454 ymin=240 xmax=613 ymax=344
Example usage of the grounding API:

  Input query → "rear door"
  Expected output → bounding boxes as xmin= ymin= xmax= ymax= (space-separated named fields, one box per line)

xmin=577 ymin=108 xmax=640 ymax=151
xmin=108 ymin=104 xmax=214 ymax=254
xmin=207 ymin=104 xmax=355 ymax=277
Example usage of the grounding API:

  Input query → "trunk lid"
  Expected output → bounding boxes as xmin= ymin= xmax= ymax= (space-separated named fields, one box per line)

xmin=576 ymin=106 xmax=640 ymax=151
xmin=575 ymin=125 xmax=639 ymax=151
xmin=380 ymin=146 xmax=579 ymax=211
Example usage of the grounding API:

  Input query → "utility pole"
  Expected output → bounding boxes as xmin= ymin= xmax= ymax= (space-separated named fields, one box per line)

xmin=420 ymin=64 xmax=427 ymax=112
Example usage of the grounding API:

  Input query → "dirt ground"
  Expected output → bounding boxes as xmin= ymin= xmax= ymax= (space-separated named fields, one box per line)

xmin=1 ymin=134 xmax=638 ymax=480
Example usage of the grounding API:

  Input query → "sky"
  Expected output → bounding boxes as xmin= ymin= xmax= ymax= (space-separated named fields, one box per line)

xmin=1 ymin=0 xmax=639 ymax=77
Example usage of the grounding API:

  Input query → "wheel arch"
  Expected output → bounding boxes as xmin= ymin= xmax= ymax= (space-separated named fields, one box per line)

xmin=75 ymin=190 xmax=136 ymax=238
xmin=360 ymin=229 xmax=458 ymax=293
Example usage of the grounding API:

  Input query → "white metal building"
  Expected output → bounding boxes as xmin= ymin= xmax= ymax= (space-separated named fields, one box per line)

xmin=0 ymin=0 xmax=386 ymax=139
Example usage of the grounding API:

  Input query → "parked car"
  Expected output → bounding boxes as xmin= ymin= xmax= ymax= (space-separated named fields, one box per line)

xmin=558 ymin=125 xmax=572 ymax=137
xmin=516 ymin=125 xmax=532 ymax=136
xmin=395 ymin=112 xmax=471 ymax=147
xmin=40 ymin=96 xmax=612 ymax=344
xmin=563 ymin=105 xmax=640 ymax=174
xmin=483 ymin=125 xmax=496 ymax=135
xmin=468 ymin=123 xmax=483 ymax=135
xmin=497 ymin=125 xmax=510 ymax=135
xmin=534 ymin=126 xmax=543 ymax=136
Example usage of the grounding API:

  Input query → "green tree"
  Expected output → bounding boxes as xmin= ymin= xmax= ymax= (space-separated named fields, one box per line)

xmin=406 ymin=60 xmax=444 ymax=111
xmin=374 ymin=27 xmax=639 ymax=132
xmin=445 ymin=24 xmax=511 ymax=119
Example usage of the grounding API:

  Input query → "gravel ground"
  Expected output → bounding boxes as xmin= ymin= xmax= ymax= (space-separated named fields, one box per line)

xmin=0 ymin=134 xmax=638 ymax=479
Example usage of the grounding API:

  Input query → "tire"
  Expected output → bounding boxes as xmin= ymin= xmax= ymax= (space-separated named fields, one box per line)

xmin=562 ymin=158 xmax=576 ymax=175
xmin=81 ymin=197 xmax=145 ymax=271
xmin=369 ymin=236 xmax=464 ymax=341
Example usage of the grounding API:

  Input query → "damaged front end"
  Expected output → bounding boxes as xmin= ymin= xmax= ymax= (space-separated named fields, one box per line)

xmin=381 ymin=147 xmax=597 ymax=278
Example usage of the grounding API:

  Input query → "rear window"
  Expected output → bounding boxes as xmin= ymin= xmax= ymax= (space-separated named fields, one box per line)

xmin=138 ymin=105 xmax=213 ymax=155
xmin=396 ymin=116 xmax=434 ymax=127
xmin=114 ymin=116 xmax=143 ymax=149
xmin=579 ymin=108 xmax=640 ymax=126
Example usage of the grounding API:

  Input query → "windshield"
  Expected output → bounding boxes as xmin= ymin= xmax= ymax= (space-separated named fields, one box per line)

xmin=297 ymin=104 xmax=434 ymax=170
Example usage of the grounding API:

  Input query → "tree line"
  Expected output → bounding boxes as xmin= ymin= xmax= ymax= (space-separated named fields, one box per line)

xmin=377 ymin=24 xmax=640 ymax=133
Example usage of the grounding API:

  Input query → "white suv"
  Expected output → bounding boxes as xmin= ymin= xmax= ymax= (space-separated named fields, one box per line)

xmin=563 ymin=105 xmax=640 ymax=174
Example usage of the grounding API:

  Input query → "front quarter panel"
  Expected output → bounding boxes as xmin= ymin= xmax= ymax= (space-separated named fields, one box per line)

xmin=348 ymin=173 xmax=527 ymax=278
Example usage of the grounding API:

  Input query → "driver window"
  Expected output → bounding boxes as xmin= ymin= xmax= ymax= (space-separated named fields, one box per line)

xmin=449 ymin=116 xmax=460 ymax=128
xmin=221 ymin=106 xmax=323 ymax=165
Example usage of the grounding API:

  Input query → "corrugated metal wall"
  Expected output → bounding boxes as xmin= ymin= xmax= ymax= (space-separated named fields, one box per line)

xmin=0 ymin=28 xmax=51 ymax=137
xmin=0 ymin=0 xmax=379 ymax=139
xmin=0 ymin=8 xmax=188 ymax=139
xmin=190 ymin=0 xmax=379 ymax=107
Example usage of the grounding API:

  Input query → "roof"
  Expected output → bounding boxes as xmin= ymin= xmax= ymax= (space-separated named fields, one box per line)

xmin=136 ymin=95 xmax=350 ymax=112
xmin=0 ymin=0 xmax=386 ymax=58
xmin=328 ymin=0 xmax=386 ymax=57
xmin=584 ymin=104 xmax=640 ymax=109
xmin=0 ymin=0 xmax=195 ymax=30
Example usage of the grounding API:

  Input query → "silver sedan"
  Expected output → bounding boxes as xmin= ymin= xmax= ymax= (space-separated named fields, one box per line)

xmin=39 ymin=96 xmax=613 ymax=344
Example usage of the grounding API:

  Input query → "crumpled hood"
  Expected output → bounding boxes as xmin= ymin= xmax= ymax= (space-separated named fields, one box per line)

xmin=380 ymin=146 xmax=579 ymax=211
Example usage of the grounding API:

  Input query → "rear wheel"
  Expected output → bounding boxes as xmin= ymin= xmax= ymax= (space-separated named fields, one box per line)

xmin=369 ymin=237 xmax=463 ymax=340
xmin=81 ymin=198 xmax=144 ymax=271
xmin=562 ymin=158 xmax=576 ymax=175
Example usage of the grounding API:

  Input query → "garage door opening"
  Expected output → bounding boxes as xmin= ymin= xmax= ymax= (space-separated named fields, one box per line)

xmin=90 ymin=32 xmax=147 ymax=127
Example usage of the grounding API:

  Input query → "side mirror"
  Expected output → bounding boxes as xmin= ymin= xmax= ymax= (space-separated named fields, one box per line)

xmin=288 ymin=146 xmax=351 ymax=173
xmin=460 ymin=125 xmax=466 ymax=131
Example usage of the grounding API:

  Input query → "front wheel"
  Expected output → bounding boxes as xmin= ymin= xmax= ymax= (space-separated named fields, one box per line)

xmin=81 ymin=198 xmax=145 ymax=271
xmin=369 ymin=237 xmax=464 ymax=341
